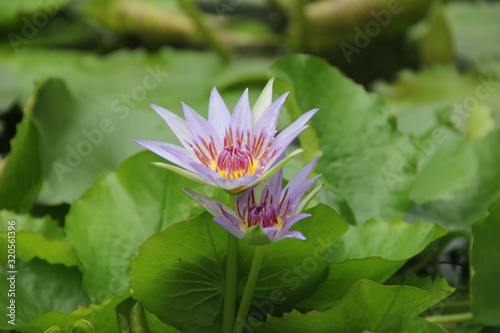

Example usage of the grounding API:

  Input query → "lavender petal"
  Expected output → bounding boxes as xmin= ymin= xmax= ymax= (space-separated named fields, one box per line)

xmin=208 ymin=87 xmax=231 ymax=138
xmin=150 ymin=102 xmax=193 ymax=147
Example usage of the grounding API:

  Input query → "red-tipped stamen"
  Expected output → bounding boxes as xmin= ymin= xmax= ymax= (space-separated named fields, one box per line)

xmin=235 ymin=186 xmax=293 ymax=233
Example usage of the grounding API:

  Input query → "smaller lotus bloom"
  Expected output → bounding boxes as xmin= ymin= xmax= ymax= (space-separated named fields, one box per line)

xmin=134 ymin=79 xmax=318 ymax=193
xmin=184 ymin=157 xmax=321 ymax=245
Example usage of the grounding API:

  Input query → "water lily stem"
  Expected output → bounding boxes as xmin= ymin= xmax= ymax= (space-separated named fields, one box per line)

xmin=177 ymin=0 xmax=233 ymax=63
xmin=424 ymin=312 xmax=474 ymax=324
xmin=223 ymin=195 xmax=238 ymax=333
xmin=293 ymin=0 xmax=309 ymax=52
xmin=233 ymin=245 xmax=266 ymax=333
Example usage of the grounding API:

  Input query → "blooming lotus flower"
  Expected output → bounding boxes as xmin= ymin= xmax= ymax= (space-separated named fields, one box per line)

xmin=134 ymin=79 xmax=318 ymax=193
xmin=183 ymin=157 xmax=321 ymax=245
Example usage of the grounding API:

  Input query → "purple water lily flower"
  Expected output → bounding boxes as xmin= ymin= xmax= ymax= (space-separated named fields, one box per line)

xmin=134 ymin=78 xmax=318 ymax=193
xmin=184 ymin=157 xmax=321 ymax=245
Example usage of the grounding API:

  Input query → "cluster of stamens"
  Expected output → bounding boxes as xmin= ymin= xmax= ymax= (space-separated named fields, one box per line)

xmin=189 ymin=128 xmax=278 ymax=180
xmin=236 ymin=188 xmax=293 ymax=232
xmin=216 ymin=146 xmax=255 ymax=179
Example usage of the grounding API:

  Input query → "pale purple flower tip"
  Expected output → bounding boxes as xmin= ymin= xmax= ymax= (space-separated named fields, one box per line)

xmin=134 ymin=80 xmax=318 ymax=193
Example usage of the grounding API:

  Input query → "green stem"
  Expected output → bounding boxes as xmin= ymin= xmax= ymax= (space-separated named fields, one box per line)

xmin=424 ymin=312 xmax=474 ymax=324
xmin=177 ymin=0 xmax=233 ymax=63
xmin=223 ymin=195 xmax=238 ymax=333
xmin=233 ymin=245 xmax=266 ymax=333
xmin=293 ymin=0 xmax=309 ymax=52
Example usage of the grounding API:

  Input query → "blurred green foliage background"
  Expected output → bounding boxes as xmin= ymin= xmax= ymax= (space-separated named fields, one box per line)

xmin=1 ymin=0 xmax=500 ymax=332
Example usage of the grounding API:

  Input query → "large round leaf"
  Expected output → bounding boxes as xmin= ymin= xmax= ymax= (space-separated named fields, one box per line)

xmin=0 ymin=258 xmax=90 ymax=330
xmin=130 ymin=205 xmax=346 ymax=332
xmin=254 ymin=278 xmax=454 ymax=333
xmin=0 ymin=210 xmax=80 ymax=268
xmin=270 ymin=54 xmax=417 ymax=224
xmin=470 ymin=199 xmax=500 ymax=326
xmin=0 ymin=88 xmax=42 ymax=212
xmin=299 ymin=218 xmax=446 ymax=310
xmin=0 ymin=48 xmax=272 ymax=205
xmin=407 ymin=129 xmax=500 ymax=232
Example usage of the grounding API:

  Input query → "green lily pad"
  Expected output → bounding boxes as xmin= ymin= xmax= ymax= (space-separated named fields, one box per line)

xmin=299 ymin=218 xmax=446 ymax=310
xmin=17 ymin=293 xmax=128 ymax=333
xmin=446 ymin=2 xmax=500 ymax=64
xmin=65 ymin=150 xmax=224 ymax=303
xmin=270 ymin=54 xmax=417 ymax=224
xmin=382 ymin=315 xmax=447 ymax=332
xmin=0 ymin=48 xmax=272 ymax=205
xmin=130 ymin=205 xmax=343 ymax=332
xmin=0 ymin=86 xmax=42 ymax=212
xmin=328 ymin=218 xmax=446 ymax=262
xmin=0 ymin=65 xmax=18 ymax=113
xmin=0 ymin=210 xmax=63 ymax=238
xmin=254 ymin=278 xmax=454 ymax=333
xmin=16 ymin=292 xmax=180 ymax=333
xmin=0 ymin=210 xmax=81 ymax=268
xmin=291 ymin=204 xmax=348 ymax=252
xmin=470 ymin=199 xmax=500 ymax=326
xmin=0 ymin=0 xmax=69 ymax=29
xmin=0 ymin=258 xmax=90 ymax=330
xmin=407 ymin=128 xmax=500 ymax=232
xmin=373 ymin=66 xmax=500 ymax=136
xmin=409 ymin=135 xmax=478 ymax=204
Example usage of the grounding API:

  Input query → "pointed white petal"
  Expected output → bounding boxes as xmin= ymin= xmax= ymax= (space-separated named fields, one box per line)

xmin=252 ymin=92 xmax=289 ymax=138
xmin=252 ymin=77 xmax=275 ymax=124
xmin=295 ymin=183 xmax=324 ymax=213
xmin=251 ymin=148 xmax=303 ymax=186
xmin=152 ymin=162 xmax=206 ymax=184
